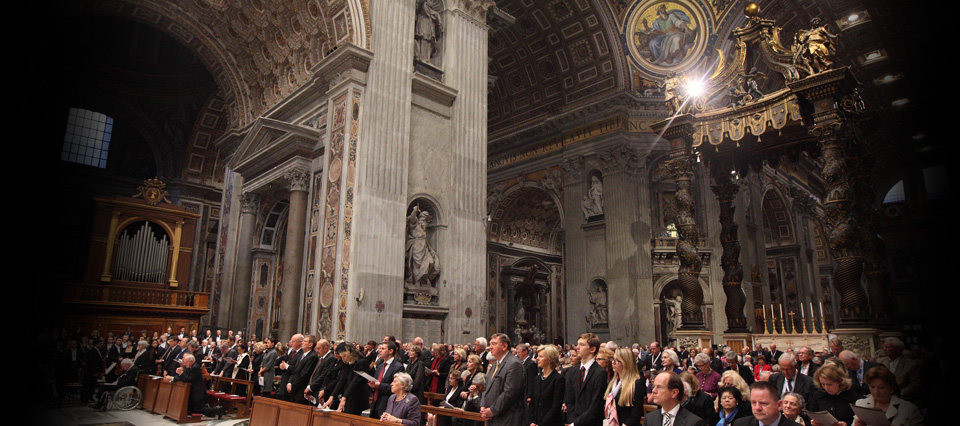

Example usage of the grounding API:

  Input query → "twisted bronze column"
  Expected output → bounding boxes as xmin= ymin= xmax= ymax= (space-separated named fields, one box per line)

xmin=813 ymin=123 xmax=871 ymax=324
xmin=849 ymin=144 xmax=895 ymax=324
xmin=668 ymin=137 xmax=705 ymax=329
xmin=711 ymin=169 xmax=749 ymax=332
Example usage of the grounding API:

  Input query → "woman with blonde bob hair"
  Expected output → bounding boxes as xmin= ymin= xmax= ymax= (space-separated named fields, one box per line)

xmin=808 ymin=363 xmax=858 ymax=426
xmin=528 ymin=345 xmax=564 ymax=426
xmin=603 ymin=348 xmax=646 ymax=426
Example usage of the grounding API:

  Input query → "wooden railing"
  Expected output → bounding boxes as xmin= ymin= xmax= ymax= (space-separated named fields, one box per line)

xmin=61 ymin=283 xmax=209 ymax=309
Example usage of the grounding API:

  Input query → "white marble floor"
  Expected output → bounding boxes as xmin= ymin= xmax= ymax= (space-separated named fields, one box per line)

xmin=34 ymin=405 xmax=249 ymax=426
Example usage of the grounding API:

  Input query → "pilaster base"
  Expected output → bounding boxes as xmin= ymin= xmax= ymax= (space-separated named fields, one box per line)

xmin=721 ymin=333 xmax=752 ymax=354
xmin=673 ymin=330 xmax=714 ymax=350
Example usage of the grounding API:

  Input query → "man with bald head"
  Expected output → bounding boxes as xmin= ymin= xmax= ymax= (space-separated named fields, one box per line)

xmin=794 ymin=346 xmax=818 ymax=377
xmin=839 ymin=350 xmax=878 ymax=397
xmin=276 ymin=333 xmax=304 ymax=401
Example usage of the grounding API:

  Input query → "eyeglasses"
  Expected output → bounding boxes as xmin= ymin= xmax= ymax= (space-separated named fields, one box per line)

xmin=611 ymin=358 xmax=622 ymax=364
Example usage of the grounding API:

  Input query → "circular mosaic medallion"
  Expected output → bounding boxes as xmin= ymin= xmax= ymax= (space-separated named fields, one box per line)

xmin=624 ymin=0 xmax=709 ymax=74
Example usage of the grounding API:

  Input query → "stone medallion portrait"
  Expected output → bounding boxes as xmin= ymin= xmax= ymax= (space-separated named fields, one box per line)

xmin=625 ymin=0 xmax=707 ymax=73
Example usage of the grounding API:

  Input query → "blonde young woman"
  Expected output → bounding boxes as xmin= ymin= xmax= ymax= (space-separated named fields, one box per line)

xmin=528 ymin=345 xmax=565 ymax=426
xmin=603 ymin=348 xmax=646 ymax=426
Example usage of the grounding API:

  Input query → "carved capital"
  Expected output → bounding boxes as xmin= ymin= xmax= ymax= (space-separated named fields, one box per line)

xmin=450 ymin=0 xmax=496 ymax=21
xmin=284 ymin=169 xmax=311 ymax=192
xmin=598 ymin=144 xmax=643 ymax=174
xmin=240 ymin=193 xmax=260 ymax=214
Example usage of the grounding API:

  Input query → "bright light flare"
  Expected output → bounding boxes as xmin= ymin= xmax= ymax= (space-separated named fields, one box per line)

xmin=686 ymin=79 xmax=706 ymax=97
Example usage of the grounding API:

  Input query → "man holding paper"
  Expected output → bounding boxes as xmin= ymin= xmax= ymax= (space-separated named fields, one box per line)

xmin=369 ymin=341 xmax=405 ymax=418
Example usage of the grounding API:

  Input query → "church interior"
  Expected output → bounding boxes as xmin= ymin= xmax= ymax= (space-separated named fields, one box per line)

xmin=35 ymin=0 xmax=947 ymax=358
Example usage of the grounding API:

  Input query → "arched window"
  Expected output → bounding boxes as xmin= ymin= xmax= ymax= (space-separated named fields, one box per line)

xmin=62 ymin=108 xmax=113 ymax=168
xmin=882 ymin=180 xmax=906 ymax=204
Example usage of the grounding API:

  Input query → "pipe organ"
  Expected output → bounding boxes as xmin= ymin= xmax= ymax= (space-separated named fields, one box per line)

xmin=113 ymin=221 xmax=170 ymax=283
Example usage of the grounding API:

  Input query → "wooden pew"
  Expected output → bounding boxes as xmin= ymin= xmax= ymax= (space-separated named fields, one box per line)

xmin=139 ymin=374 xmax=162 ymax=412
xmin=249 ymin=395 xmax=487 ymax=426
xmin=145 ymin=377 xmax=198 ymax=423
xmin=206 ymin=375 xmax=254 ymax=418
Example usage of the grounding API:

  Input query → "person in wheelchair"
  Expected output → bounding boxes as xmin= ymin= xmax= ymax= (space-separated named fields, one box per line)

xmin=92 ymin=358 xmax=140 ymax=409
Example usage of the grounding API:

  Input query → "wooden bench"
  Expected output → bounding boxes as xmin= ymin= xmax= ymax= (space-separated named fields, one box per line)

xmin=249 ymin=395 xmax=486 ymax=426
xmin=205 ymin=375 xmax=254 ymax=418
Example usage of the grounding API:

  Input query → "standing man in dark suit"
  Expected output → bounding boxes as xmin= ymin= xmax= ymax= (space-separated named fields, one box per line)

xmin=473 ymin=337 xmax=490 ymax=371
xmin=647 ymin=341 xmax=665 ymax=372
xmin=305 ymin=339 xmax=335 ymax=403
xmin=732 ymin=381 xmax=801 ymax=426
xmin=369 ymin=341 xmax=405 ymax=418
xmin=769 ymin=353 xmax=814 ymax=404
xmin=288 ymin=335 xmax=318 ymax=404
xmin=644 ymin=372 xmax=706 ymax=426
xmin=768 ymin=344 xmax=784 ymax=363
xmin=276 ymin=333 xmax=304 ymax=400
xmin=637 ymin=345 xmax=651 ymax=373
xmin=516 ymin=343 xmax=538 ymax=398
xmin=479 ymin=333 xmax=526 ymax=426
xmin=563 ymin=332 xmax=606 ymax=426
xmin=795 ymin=347 xmax=819 ymax=377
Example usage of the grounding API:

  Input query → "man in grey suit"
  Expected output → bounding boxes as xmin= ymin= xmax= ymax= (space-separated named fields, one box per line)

xmin=479 ymin=333 xmax=526 ymax=426
xmin=643 ymin=372 xmax=705 ymax=426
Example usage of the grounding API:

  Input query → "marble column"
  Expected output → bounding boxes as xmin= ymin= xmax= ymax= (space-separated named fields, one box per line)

xmin=438 ymin=1 xmax=492 ymax=338
xmin=348 ymin=0 xmax=415 ymax=340
xmin=711 ymin=169 xmax=749 ymax=332
xmin=667 ymin=136 xmax=705 ymax=330
xmin=598 ymin=143 xmax=643 ymax=343
xmin=278 ymin=169 xmax=309 ymax=338
xmin=561 ymin=156 xmax=587 ymax=344
xmin=230 ymin=193 xmax=259 ymax=331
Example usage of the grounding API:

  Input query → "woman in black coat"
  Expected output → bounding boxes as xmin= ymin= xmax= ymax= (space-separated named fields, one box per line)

xmin=680 ymin=371 xmax=720 ymax=426
xmin=405 ymin=346 xmax=427 ymax=404
xmin=530 ymin=345 xmax=566 ymax=426
xmin=715 ymin=386 xmax=750 ymax=426
xmin=604 ymin=348 xmax=646 ymax=426
xmin=808 ymin=363 xmax=859 ymax=426
xmin=328 ymin=343 xmax=371 ymax=415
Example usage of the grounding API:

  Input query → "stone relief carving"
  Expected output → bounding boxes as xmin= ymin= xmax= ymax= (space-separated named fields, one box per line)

xmin=585 ymin=280 xmax=608 ymax=328
xmin=839 ymin=335 xmax=873 ymax=358
xmin=539 ymin=168 xmax=563 ymax=198
xmin=404 ymin=204 xmax=441 ymax=298
xmin=580 ymin=176 xmax=604 ymax=219
xmin=677 ymin=336 xmax=699 ymax=349
xmin=415 ymin=0 xmax=444 ymax=66
xmin=486 ymin=180 xmax=507 ymax=214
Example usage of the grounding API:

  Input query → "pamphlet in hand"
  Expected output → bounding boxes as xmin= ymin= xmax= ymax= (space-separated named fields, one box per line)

xmin=850 ymin=404 xmax=891 ymax=426
xmin=355 ymin=370 xmax=376 ymax=382
xmin=804 ymin=410 xmax=839 ymax=425
xmin=441 ymin=400 xmax=456 ymax=409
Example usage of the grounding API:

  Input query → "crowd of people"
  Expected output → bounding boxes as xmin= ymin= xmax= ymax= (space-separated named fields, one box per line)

xmin=38 ymin=326 xmax=930 ymax=426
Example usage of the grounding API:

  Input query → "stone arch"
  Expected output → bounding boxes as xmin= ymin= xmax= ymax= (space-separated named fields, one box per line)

xmin=760 ymin=186 xmax=795 ymax=245
xmin=75 ymin=0 xmax=369 ymax=128
xmin=489 ymin=185 xmax=564 ymax=254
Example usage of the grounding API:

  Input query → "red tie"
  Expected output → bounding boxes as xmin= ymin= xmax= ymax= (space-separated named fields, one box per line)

xmin=374 ymin=362 xmax=387 ymax=400
xmin=580 ymin=365 xmax=586 ymax=387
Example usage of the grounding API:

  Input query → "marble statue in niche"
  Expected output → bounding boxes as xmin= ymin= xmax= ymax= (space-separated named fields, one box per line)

xmin=664 ymin=293 xmax=683 ymax=332
xmin=586 ymin=280 xmax=609 ymax=327
xmin=580 ymin=175 xmax=604 ymax=219
xmin=414 ymin=0 xmax=444 ymax=66
xmin=405 ymin=204 xmax=441 ymax=297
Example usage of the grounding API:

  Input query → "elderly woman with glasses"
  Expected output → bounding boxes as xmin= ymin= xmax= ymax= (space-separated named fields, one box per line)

xmin=694 ymin=352 xmax=722 ymax=398
xmin=381 ymin=372 xmax=422 ymax=426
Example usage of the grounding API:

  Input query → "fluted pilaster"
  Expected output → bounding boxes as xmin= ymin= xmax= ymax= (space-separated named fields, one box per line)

xmin=230 ymin=192 xmax=259 ymax=331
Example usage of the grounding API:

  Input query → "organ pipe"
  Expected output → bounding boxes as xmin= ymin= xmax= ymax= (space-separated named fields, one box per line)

xmin=112 ymin=221 xmax=169 ymax=283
